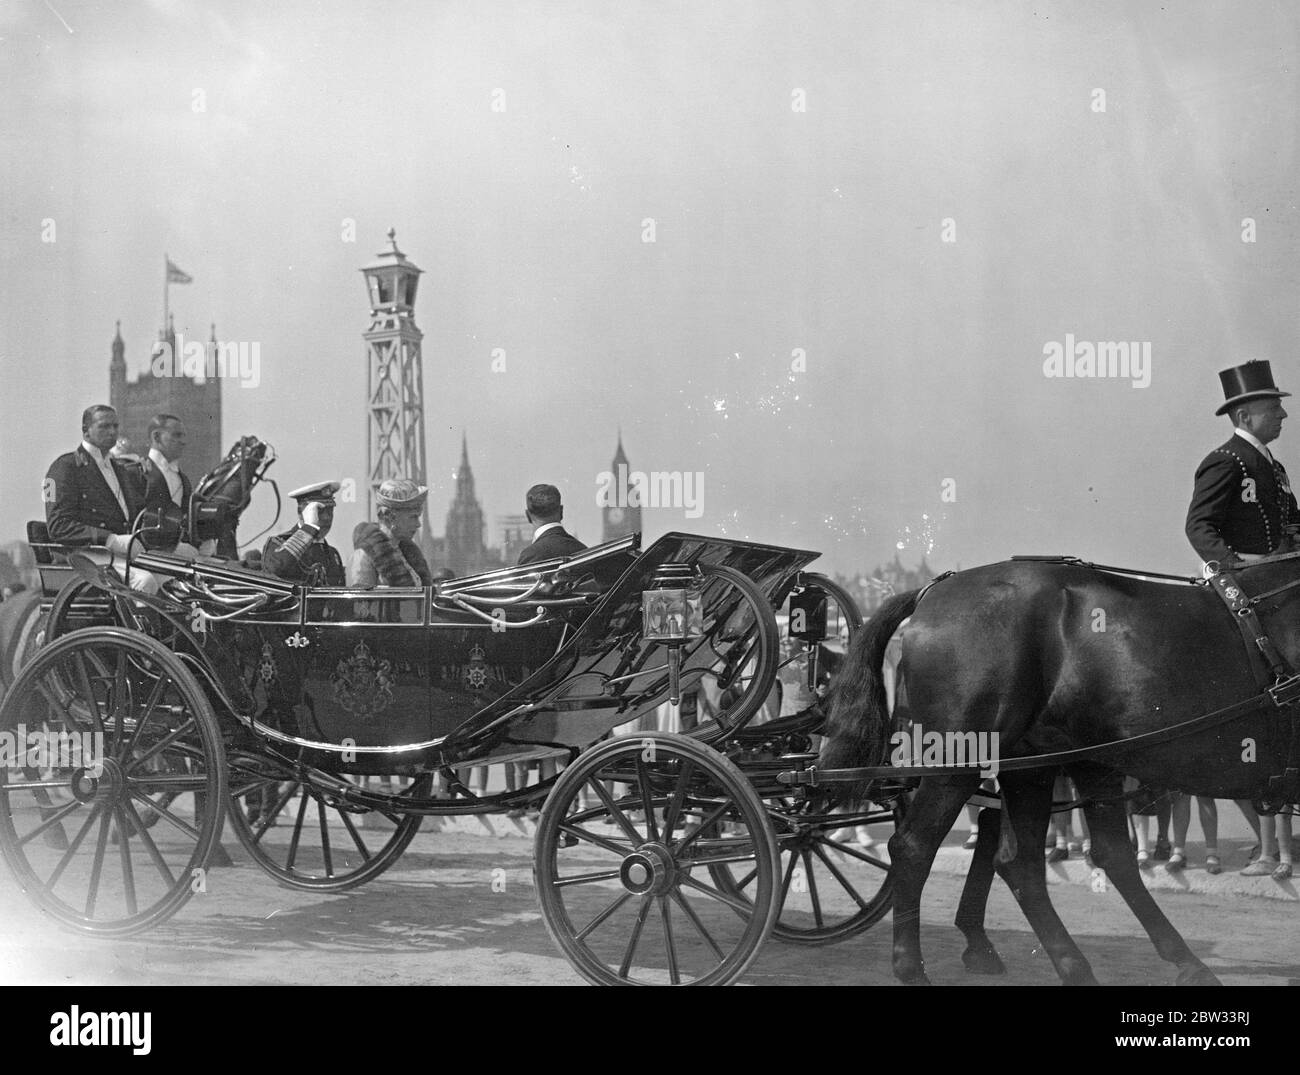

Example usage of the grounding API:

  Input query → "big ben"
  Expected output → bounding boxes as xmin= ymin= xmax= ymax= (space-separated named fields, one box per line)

xmin=603 ymin=431 xmax=642 ymax=542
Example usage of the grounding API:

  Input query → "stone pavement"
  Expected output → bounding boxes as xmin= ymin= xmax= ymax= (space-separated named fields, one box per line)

xmin=409 ymin=813 xmax=1299 ymax=902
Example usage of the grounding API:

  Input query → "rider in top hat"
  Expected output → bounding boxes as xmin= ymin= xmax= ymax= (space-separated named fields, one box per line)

xmin=1186 ymin=360 xmax=1300 ymax=570
xmin=262 ymin=480 xmax=345 ymax=586
xmin=347 ymin=478 xmax=434 ymax=587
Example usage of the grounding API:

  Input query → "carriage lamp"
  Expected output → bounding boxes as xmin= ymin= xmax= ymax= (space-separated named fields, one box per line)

xmin=788 ymin=584 xmax=828 ymax=693
xmin=642 ymin=563 xmax=704 ymax=705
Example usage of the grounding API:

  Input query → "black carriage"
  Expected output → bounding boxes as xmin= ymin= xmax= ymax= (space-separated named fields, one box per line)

xmin=0 ymin=529 xmax=895 ymax=984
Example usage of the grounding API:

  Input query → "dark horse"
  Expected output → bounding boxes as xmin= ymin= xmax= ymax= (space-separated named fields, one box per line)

xmin=821 ymin=556 xmax=1300 ymax=986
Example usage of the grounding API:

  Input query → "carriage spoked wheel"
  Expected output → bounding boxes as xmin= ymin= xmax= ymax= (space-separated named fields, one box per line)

xmin=774 ymin=572 xmax=864 ymax=708
xmin=707 ymin=794 xmax=903 ymax=944
xmin=226 ymin=756 xmax=428 ymax=891
xmin=0 ymin=627 xmax=226 ymax=936
xmin=0 ymin=588 xmax=46 ymax=694
xmin=533 ymin=732 xmax=780 ymax=986
xmin=702 ymin=574 xmax=898 ymax=943
xmin=45 ymin=581 xmax=191 ymax=837
xmin=45 ymin=576 xmax=119 ymax=644
xmin=682 ymin=564 xmax=781 ymax=740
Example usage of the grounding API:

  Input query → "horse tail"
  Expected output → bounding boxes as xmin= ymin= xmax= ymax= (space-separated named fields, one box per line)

xmin=820 ymin=588 xmax=920 ymax=799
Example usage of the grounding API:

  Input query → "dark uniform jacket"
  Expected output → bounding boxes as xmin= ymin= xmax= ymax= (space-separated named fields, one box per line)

xmin=137 ymin=455 xmax=194 ymax=548
xmin=263 ymin=525 xmax=345 ymax=586
xmin=44 ymin=445 xmax=144 ymax=545
xmin=1186 ymin=434 xmax=1299 ymax=564
xmin=140 ymin=455 xmax=193 ymax=516
xmin=517 ymin=525 xmax=586 ymax=566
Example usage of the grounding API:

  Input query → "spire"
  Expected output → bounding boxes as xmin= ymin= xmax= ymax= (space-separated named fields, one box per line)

xmin=110 ymin=321 xmax=125 ymax=370
xmin=445 ymin=430 xmax=486 ymax=575
xmin=612 ymin=427 xmax=629 ymax=468
xmin=455 ymin=431 xmax=476 ymax=499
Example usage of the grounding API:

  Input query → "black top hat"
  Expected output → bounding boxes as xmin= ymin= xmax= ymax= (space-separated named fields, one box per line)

xmin=1216 ymin=360 xmax=1291 ymax=416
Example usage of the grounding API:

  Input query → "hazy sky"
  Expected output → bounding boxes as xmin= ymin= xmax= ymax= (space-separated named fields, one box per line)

xmin=2 ymin=0 xmax=1297 ymax=577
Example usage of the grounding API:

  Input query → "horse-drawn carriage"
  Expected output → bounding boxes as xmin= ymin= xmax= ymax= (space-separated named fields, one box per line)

xmin=15 ymin=437 xmax=1281 ymax=987
xmin=0 ymin=513 xmax=897 ymax=984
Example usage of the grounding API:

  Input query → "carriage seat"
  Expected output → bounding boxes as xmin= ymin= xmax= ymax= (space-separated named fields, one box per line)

xmin=26 ymin=520 xmax=54 ymax=565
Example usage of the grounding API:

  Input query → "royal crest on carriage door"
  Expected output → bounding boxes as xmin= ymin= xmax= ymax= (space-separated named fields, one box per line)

xmin=331 ymin=641 xmax=395 ymax=719
xmin=464 ymin=644 xmax=491 ymax=691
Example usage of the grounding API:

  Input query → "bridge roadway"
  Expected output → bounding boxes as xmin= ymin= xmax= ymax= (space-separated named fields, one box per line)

xmin=0 ymin=823 xmax=1293 ymax=986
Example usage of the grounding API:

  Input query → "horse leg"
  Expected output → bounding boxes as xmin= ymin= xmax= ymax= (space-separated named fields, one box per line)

xmin=1071 ymin=766 xmax=1221 ymax=986
xmin=992 ymin=771 xmax=1099 ymax=985
xmin=955 ymin=805 xmax=1005 ymax=974
xmin=890 ymin=775 xmax=980 ymax=984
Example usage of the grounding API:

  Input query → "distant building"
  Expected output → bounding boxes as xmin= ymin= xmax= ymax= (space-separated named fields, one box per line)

xmin=109 ymin=319 xmax=223 ymax=477
xmin=602 ymin=430 xmax=642 ymax=543
xmin=441 ymin=434 xmax=504 ymax=576
xmin=834 ymin=554 xmax=936 ymax=617
xmin=361 ymin=229 xmax=433 ymax=561
xmin=499 ymin=514 xmax=531 ymax=566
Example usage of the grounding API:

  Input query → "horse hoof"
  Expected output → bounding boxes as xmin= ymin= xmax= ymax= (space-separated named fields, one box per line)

xmin=1060 ymin=957 xmax=1099 ymax=986
xmin=43 ymin=828 xmax=69 ymax=851
xmin=893 ymin=964 xmax=932 ymax=985
xmin=962 ymin=946 xmax=1006 ymax=975
xmin=1177 ymin=965 xmax=1222 ymax=987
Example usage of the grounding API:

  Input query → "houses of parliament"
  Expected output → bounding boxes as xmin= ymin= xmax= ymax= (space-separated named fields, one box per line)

xmin=433 ymin=431 xmax=641 ymax=574
xmin=104 ymin=312 xmax=639 ymax=573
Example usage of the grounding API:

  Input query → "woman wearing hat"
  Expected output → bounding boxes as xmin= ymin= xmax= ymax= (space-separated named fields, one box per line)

xmin=348 ymin=478 xmax=433 ymax=588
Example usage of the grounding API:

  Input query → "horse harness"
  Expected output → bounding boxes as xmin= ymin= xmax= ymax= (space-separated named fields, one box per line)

xmin=1016 ymin=555 xmax=1300 ymax=806
xmin=1203 ymin=561 xmax=1300 ymax=804
xmin=785 ymin=554 xmax=1300 ymax=806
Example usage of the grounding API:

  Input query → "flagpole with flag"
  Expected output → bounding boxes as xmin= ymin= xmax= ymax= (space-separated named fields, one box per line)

xmin=163 ymin=255 xmax=193 ymax=336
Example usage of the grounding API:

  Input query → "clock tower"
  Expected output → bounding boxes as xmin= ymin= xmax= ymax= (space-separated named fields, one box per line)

xmin=602 ymin=430 xmax=641 ymax=542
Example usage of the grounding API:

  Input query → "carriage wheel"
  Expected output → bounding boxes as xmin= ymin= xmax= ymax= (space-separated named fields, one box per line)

xmin=0 ymin=588 xmax=45 ymax=693
xmin=46 ymin=578 xmax=118 ymax=643
xmin=774 ymin=572 xmax=863 ymax=710
xmin=686 ymin=564 xmax=781 ymax=740
xmin=0 ymin=627 xmax=226 ymax=936
xmin=226 ymin=756 xmax=427 ymax=891
xmin=533 ymin=732 xmax=780 ymax=986
xmin=707 ymin=794 xmax=902 ymax=944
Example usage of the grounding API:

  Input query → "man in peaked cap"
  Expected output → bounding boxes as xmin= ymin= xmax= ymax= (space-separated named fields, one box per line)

xmin=347 ymin=477 xmax=434 ymax=587
xmin=262 ymin=480 xmax=345 ymax=586
xmin=1186 ymin=360 xmax=1300 ymax=571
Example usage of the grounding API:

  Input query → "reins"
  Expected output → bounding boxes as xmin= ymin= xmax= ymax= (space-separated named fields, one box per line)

xmin=782 ymin=552 xmax=1300 ymax=793
xmin=784 ymin=683 xmax=1289 ymax=787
